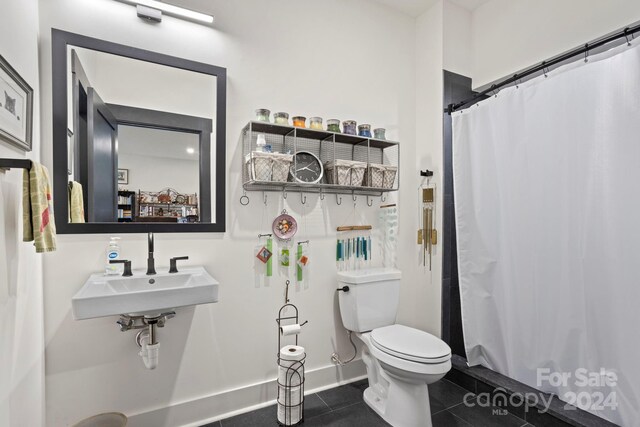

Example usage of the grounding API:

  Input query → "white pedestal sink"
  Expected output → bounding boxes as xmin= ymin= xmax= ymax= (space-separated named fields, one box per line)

xmin=72 ymin=266 xmax=219 ymax=320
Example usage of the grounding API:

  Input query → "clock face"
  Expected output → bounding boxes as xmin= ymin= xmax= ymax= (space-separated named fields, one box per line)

xmin=290 ymin=151 xmax=323 ymax=183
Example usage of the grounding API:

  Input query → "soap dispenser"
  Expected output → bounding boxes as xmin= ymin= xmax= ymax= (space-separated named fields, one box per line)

xmin=105 ymin=237 xmax=122 ymax=275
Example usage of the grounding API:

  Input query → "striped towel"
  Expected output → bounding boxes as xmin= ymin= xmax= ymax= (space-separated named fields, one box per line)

xmin=23 ymin=162 xmax=56 ymax=252
xmin=68 ymin=181 xmax=85 ymax=223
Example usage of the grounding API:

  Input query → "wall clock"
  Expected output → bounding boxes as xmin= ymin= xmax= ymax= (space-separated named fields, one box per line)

xmin=289 ymin=151 xmax=323 ymax=184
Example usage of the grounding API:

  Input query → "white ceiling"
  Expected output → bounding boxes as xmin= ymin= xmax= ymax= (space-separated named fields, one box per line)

xmin=118 ymin=125 xmax=200 ymax=161
xmin=369 ymin=0 xmax=490 ymax=17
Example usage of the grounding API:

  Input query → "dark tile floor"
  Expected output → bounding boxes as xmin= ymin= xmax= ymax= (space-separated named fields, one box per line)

xmin=204 ymin=378 xmax=532 ymax=427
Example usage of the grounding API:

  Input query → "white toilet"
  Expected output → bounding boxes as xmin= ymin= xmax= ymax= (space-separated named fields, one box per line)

xmin=337 ymin=268 xmax=452 ymax=427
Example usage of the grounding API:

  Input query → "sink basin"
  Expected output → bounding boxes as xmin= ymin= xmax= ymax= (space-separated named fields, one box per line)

xmin=72 ymin=266 xmax=219 ymax=320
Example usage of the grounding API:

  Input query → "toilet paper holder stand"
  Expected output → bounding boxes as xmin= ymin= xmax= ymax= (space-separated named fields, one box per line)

xmin=276 ymin=302 xmax=308 ymax=349
xmin=276 ymin=302 xmax=308 ymax=426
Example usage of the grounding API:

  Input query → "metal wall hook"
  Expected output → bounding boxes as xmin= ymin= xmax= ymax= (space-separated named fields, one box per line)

xmin=320 ymin=190 xmax=325 ymax=201
xmin=381 ymin=193 xmax=387 ymax=203
xmin=352 ymin=192 xmax=357 ymax=203
xmin=240 ymin=191 xmax=250 ymax=206
xmin=300 ymin=192 xmax=307 ymax=204
xmin=366 ymin=196 xmax=373 ymax=207
xmin=263 ymin=192 xmax=268 ymax=206
xmin=283 ymin=188 xmax=287 ymax=199
xmin=336 ymin=194 xmax=342 ymax=205
xmin=625 ymin=28 xmax=632 ymax=45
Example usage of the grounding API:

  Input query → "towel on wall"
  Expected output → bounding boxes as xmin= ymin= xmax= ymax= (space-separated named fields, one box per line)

xmin=68 ymin=181 xmax=85 ymax=223
xmin=23 ymin=162 xmax=56 ymax=252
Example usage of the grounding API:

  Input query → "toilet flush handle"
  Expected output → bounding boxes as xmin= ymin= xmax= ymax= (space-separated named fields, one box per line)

xmin=336 ymin=286 xmax=350 ymax=292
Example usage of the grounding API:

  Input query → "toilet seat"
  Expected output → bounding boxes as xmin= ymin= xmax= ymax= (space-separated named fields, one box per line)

xmin=371 ymin=324 xmax=451 ymax=364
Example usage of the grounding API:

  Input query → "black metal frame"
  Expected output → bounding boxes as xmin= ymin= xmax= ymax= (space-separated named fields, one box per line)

xmin=447 ymin=23 xmax=640 ymax=113
xmin=51 ymin=29 xmax=227 ymax=233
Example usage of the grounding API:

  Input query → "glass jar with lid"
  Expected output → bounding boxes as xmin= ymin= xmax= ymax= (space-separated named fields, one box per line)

xmin=309 ymin=117 xmax=323 ymax=130
xmin=358 ymin=124 xmax=372 ymax=138
xmin=292 ymin=116 xmax=306 ymax=128
xmin=373 ymin=128 xmax=386 ymax=140
xmin=342 ymin=120 xmax=357 ymax=135
xmin=327 ymin=119 xmax=340 ymax=133
xmin=274 ymin=112 xmax=289 ymax=125
xmin=255 ymin=108 xmax=271 ymax=122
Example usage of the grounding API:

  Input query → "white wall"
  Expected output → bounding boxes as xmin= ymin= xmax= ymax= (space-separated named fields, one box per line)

xmin=0 ymin=0 xmax=45 ymax=426
xmin=407 ymin=1 xmax=444 ymax=336
xmin=471 ymin=0 xmax=640 ymax=88
xmin=38 ymin=0 xmax=418 ymax=425
xmin=118 ymin=154 xmax=199 ymax=195
xmin=443 ymin=0 xmax=472 ymax=77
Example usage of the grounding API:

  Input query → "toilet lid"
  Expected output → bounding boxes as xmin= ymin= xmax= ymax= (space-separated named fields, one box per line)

xmin=371 ymin=325 xmax=451 ymax=364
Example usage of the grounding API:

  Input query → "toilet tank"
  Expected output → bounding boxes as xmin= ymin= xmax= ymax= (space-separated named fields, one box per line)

xmin=337 ymin=268 xmax=401 ymax=332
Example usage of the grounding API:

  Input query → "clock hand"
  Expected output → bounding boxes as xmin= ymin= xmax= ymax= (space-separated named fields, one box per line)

xmin=296 ymin=163 xmax=315 ymax=172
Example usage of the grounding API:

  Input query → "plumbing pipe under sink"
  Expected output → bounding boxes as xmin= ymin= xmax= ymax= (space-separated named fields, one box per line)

xmin=137 ymin=327 xmax=160 ymax=370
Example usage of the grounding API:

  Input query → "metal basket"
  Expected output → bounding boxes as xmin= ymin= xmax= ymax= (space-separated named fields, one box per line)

xmin=325 ymin=159 xmax=366 ymax=186
xmin=245 ymin=152 xmax=293 ymax=182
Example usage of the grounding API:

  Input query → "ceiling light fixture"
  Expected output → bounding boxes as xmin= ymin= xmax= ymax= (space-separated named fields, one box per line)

xmin=115 ymin=0 xmax=214 ymax=25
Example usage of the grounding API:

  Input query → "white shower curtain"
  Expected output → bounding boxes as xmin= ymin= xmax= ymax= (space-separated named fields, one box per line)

xmin=453 ymin=41 xmax=640 ymax=426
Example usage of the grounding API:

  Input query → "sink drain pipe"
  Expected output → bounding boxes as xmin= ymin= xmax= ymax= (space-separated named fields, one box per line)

xmin=137 ymin=321 xmax=160 ymax=370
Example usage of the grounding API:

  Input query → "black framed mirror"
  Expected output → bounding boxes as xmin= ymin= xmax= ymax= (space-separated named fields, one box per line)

xmin=51 ymin=29 xmax=226 ymax=233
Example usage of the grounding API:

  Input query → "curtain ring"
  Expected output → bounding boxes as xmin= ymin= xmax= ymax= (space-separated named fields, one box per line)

xmin=625 ymin=28 xmax=632 ymax=46
xmin=283 ymin=188 xmax=287 ymax=199
xmin=300 ymin=192 xmax=307 ymax=205
xmin=514 ymin=74 xmax=520 ymax=89
xmin=367 ymin=196 xmax=373 ymax=207
xmin=263 ymin=192 xmax=267 ymax=206
xmin=584 ymin=43 xmax=589 ymax=62
xmin=336 ymin=194 xmax=342 ymax=205
xmin=490 ymin=84 xmax=498 ymax=98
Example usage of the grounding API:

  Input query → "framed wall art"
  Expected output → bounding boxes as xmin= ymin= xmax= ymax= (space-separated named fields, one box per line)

xmin=0 ymin=54 xmax=33 ymax=152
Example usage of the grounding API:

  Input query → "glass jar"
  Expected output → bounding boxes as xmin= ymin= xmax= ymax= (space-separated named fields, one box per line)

xmin=274 ymin=112 xmax=289 ymax=125
xmin=342 ymin=120 xmax=357 ymax=135
xmin=373 ymin=128 xmax=386 ymax=140
xmin=292 ymin=116 xmax=306 ymax=128
xmin=327 ymin=119 xmax=341 ymax=133
xmin=309 ymin=117 xmax=323 ymax=130
xmin=358 ymin=124 xmax=372 ymax=138
xmin=255 ymin=108 xmax=271 ymax=122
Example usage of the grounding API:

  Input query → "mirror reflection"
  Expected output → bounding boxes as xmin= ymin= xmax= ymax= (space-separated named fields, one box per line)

xmin=66 ymin=45 xmax=216 ymax=224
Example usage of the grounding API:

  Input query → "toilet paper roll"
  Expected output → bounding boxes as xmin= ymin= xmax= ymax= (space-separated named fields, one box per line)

xmin=279 ymin=364 xmax=303 ymax=386
xmin=277 ymin=402 xmax=302 ymax=425
xmin=278 ymin=384 xmax=302 ymax=405
xmin=279 ymin=345 xmax=305 ymax=361
xmin=280 ymin=324 xmax=301 ymax=336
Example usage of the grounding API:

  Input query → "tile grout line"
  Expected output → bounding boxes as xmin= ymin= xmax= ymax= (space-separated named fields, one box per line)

xmin=447 ymin=410 xmax=474 ymax=427
xmin=314 ymin=392 xmax=333 ymax=413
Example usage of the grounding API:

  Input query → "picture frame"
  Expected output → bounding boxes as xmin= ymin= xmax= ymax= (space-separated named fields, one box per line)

xmin=118 ymin=168 xmax=129 ymax=184
xmin=0 ymin=54 xmax=33 ymax=152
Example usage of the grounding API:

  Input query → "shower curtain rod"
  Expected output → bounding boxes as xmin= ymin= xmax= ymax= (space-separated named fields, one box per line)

xmin=446 ymin=23 xmax=640 ymax=114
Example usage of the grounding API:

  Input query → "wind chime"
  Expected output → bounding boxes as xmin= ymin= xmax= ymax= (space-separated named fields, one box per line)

xmin=419 ymin=170 xmax=437 ymax=270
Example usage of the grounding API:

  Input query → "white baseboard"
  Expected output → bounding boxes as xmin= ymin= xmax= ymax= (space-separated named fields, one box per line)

xmin=126 ymin=359 xmax=367 ymax=427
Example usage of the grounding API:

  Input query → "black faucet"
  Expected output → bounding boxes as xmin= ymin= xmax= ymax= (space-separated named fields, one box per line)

xmin=147 ymin=232 xmax=156 ymax=275
xmin=110 ymin=260 xmax=133 ymax=277
xmin=169 ymin=256 xmax=189 ymax=273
